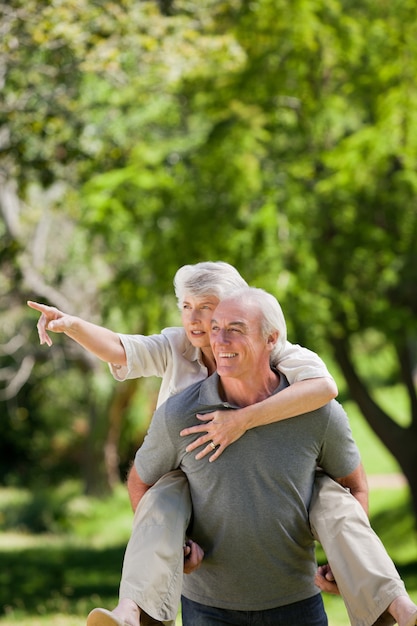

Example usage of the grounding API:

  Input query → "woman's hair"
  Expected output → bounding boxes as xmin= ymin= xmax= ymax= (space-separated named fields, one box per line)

xmin=174 ymin=261 xmax=248 ymax=308
xmin=218 ymin=287 xmax=288 ymax=361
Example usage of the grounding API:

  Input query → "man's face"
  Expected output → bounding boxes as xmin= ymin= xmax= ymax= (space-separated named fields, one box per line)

xmin=210 ymin=299 xmax=271 ymax=379
xmin=181 ymin=294 xmax=220 ymax=349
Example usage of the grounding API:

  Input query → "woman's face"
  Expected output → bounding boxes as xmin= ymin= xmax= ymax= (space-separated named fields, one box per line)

xmin=181 ymin=293 xmax=220 ymax=350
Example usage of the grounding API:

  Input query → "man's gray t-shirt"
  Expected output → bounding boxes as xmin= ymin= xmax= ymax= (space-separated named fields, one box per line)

xmin=135 ymin=372 xmax=361 ymax=611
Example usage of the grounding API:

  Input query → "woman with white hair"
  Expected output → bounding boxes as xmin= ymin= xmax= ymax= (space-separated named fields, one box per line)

xmin=28 ymin=261 xmax=336 ymax=461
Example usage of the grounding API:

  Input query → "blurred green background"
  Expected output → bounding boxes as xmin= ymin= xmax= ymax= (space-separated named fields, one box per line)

xmin=1 ymin=1 xmax=417 ymax=624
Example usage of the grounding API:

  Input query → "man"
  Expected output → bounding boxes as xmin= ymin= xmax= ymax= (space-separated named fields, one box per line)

xmin=121 ymin=287 xmax=365 ymax=625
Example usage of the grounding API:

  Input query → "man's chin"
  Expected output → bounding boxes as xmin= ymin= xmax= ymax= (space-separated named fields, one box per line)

xmin=216 ymin=364 xmax=238 ymax=377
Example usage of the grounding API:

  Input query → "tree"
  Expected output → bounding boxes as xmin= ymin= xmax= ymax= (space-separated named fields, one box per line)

xmin=285 ymin=2 xmax=417 ymax=516
xmin=1 ymin=0 xmax=417 ymax=517
xmin=0 ymin=0 xmax=173 ymax=493
xmin=79 ymin=0 xmax=417 ymax=515
xmin=230 ymin=0 xmax=417 ymax=515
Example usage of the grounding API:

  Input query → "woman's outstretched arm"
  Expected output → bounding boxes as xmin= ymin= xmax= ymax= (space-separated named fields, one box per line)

xmin=27 ymin=301 xmax=127 ymax=365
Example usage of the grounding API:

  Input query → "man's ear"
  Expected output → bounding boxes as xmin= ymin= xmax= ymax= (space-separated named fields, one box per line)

xmin=267 ymin=331 xmax=279 ymax=350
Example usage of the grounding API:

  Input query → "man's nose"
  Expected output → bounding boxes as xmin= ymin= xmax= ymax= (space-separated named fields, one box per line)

xmin=215 ymin=328 xmax=230 ymax=343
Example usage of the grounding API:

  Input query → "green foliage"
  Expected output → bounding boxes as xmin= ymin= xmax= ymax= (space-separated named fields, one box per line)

xmin=0 ymin=483 xmax=80 ymax=534
xmin=0 ymin=483 xmax=415 ymax=625
xmin=1 ymin=0 xmax=417 ymax=509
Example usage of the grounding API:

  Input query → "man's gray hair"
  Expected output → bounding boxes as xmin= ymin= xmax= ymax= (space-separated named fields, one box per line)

xmin=220 ymin=287 xmax=288 ymax=361
xmin=174 ymin=261 xmax=248 ymax=308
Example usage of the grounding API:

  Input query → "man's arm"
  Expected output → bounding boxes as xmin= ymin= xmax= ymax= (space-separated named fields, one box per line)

xmin=335 ymin=461 xmax=369 ymax=514
xmin=126 ymin=464 xmax=153 ymax=511
xmin=315 ymin=462 xmax=369 ymax=594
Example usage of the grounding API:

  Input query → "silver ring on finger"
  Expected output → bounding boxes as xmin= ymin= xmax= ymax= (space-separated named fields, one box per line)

xmin=209 ymin=441 xmax=217 ymax=450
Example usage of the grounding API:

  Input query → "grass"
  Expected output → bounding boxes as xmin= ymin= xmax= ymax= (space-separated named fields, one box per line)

xmin=1 ymin=394 xmax=416 ymax=626
xmin=0 ymin=485 xmax=133 ymax=626
xmin=1 ymin=484 xmax=416 ymax=626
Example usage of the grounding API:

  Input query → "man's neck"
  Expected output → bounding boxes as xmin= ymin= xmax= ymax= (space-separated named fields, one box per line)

xmin=219 ymin=369 xmax=280 ymax=408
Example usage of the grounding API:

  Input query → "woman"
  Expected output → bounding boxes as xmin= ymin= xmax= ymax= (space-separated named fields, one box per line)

xmin=28 ymin=262 xmax=417 ymax=626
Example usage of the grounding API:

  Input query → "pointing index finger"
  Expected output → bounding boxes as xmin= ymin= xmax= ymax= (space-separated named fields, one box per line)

xmin=27 ymin=301 xmax=50 ymax=314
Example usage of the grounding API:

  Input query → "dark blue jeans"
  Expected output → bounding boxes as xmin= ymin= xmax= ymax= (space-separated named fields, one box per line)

xmin=181 ymin=593 xmax=328 ymax=625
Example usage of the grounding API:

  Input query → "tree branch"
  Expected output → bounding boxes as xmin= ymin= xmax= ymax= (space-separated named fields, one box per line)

xmin=0 ymin=354 xmax=35 ymax=400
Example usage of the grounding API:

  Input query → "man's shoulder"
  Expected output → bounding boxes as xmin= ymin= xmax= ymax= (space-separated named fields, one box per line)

xmin=313 ymin=399 xmax=350 ymax=435
xmin=296 ymin=398 xmax=347 ymax=427
xmin=160 ymin=377 xmax=206 ymax=414
xmin=160 ymin=373 xmax=220 ymax=417
xmin=306 ymin=397 xmax=345 ymax=416
xmin=327 ymin=398 xmax=348 ymax=417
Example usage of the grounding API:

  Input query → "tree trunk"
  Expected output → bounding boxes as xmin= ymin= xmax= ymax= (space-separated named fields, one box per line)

xmin=104 ymin=379 xmax=138 ymax=488
xmin=332 ymin=337 xmax=417 ymax=523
